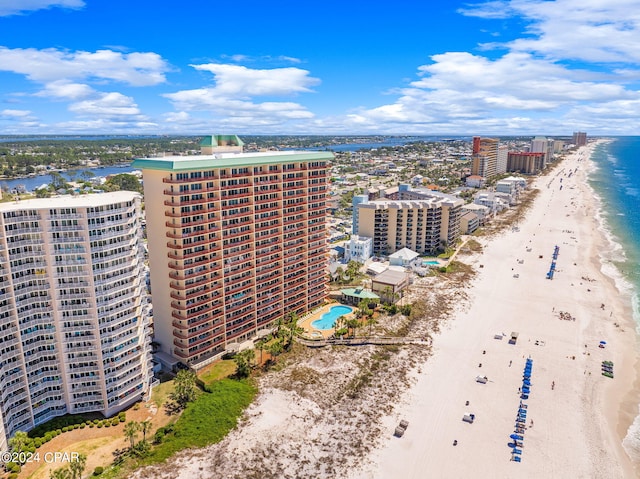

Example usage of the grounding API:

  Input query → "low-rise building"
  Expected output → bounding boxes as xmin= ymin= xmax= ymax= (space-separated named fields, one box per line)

xmin=460 ymin=211 xmax=480 ymax=234
xmin=345 ymin=235 xmax=373 ymax=263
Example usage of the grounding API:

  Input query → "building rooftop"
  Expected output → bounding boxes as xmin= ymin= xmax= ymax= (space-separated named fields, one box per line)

xmin=0 ymin=191 xmax=140 ymax=212
xmin=389 ymin=247 xmax=419 ymax=261
xmin=199 ymin=134 xmax=244 ymax=147
xmin=132 ymin=150 xmax=333 ymax=171
xmin=373 ymin=268 xmax=408 ymax=286
xmin=340 ymin=288 xmax=380 ymax=300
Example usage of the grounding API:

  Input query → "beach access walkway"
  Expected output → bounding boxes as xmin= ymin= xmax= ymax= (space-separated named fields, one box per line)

xmin=296 ymin=336 xmax=429 ymax=348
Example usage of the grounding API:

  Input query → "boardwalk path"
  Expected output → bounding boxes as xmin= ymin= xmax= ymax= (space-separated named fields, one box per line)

xmin=296 ymin=336 xmax=430 ymax=348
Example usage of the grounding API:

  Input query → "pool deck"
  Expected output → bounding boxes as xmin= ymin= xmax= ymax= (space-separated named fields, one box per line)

xmin=298 ymin=303 xmax=356 ymax=339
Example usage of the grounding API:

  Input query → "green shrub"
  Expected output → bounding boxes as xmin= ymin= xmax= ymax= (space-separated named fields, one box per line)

xmin=111 ymin=418 xmax=120 ymax=426
xmin=97 ymin=422 xmax=104 ymax=428
xmin=92 ymin=466 xmax=104 ymax=476
xmin=8 ymin=473 xmax=19 ymax=479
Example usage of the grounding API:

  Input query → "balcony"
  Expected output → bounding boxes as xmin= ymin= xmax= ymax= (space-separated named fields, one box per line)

xmin=170 ymin=284 xmax=221 ymax=302
xmin=163 ymin=185 xmax=218 ymax=195
xmin=171 ymin=296 xmax=220 ymax=312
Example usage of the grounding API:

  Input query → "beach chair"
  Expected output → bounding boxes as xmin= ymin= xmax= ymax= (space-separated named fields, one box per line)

xmin=512 ymin=448 xmax=523 ymax=455
xmin=512 ymin=455 xmax=522 ymax=462
xmin=516 ymin=417 xmax=526 ymax=423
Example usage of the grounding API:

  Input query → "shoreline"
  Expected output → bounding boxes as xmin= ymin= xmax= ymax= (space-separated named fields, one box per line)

xmin=350 ymin=142 xmax=640 ymax=478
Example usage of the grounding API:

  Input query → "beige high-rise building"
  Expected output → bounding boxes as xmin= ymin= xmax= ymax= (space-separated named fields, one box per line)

xmin=132 ymin=136 xmax=332 ymax=368
xmin=471 ymin=137 xmax=499 ymax=179
xmin=0 ymin=192 xmax=152 ymax=451
xmin=357 ymin=186 xmax=463 ymax=256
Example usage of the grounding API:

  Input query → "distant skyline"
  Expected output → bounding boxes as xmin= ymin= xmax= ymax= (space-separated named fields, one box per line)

xmin=0 ymin=0 xmax=639 ymax=136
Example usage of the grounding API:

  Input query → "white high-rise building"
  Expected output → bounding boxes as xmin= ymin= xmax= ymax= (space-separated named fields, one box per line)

xmin=0 ymin=192 xmax=152 ymax=451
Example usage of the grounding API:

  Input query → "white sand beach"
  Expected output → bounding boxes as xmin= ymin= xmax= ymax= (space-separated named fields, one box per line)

xmin=350 ymin=142 xmax=639 ymax=479
xmin=133 ymin=143 xmax=640 ymax=479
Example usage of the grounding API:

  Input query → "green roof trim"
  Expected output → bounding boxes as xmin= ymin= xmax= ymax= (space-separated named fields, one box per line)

xmin=340 ymin=288 xmax=380 ymax=300
xmin=132 ymin=151 xmax=333 ymax=171
xmin=199 ymin=135 xmax=245 ymax=147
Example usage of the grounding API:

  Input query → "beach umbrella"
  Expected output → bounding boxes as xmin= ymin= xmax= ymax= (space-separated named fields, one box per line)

xmin=510 ymin=434 xmax=524 ymax=440
xmin=600 ymin=341 xmax=607 ymax=345
xmin=523 ymin=379 xmax=531 ymax=385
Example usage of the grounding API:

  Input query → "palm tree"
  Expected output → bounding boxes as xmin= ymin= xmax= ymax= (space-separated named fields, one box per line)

xmin=8 ymin=430 xmax=28 ymax=456
xmin=124 ymin=421 xmax=139 ymax=449
xmin=140 ymin=420 xmax=152 ymax=443
xmin=68 ymin=454 xmax=86 ymax=479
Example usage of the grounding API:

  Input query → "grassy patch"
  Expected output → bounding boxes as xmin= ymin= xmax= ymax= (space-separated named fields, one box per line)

xmin=151 ymin=379 xmax=175 ymax=408
xmin=197 ymin=359 xmax=236 ymax=386
xmin=139 ymin=378 xmax=257 ymax=465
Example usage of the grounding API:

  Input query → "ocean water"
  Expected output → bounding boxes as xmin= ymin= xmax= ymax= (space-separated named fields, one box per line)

xmin=588 ymin=138 xmax=640 ymax=461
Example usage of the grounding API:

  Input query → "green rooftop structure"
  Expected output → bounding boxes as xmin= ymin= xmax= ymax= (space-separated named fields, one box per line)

xmin=340 ymin=288 xmax=380 ymax=305
xmin=199 ymin=134 xmax=244 ymax=152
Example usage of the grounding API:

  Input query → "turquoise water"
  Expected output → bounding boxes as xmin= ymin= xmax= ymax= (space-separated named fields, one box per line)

xmin=588 ymin=138 xmax=640 ymax=461
xmin=311 ymin=305 xmax=354 ymax=330
xmin=423 ymin=260 xmax=440 ymax=266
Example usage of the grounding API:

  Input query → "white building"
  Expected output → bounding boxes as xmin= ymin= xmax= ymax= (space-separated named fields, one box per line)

xmin=389 ymin=247 xmax=419 ymax=267
xmin=474 ymin=192 xmax=510 ymax=213
xmin=461 ymin=203 xmax=490 ymax=224
xmin=345 ymin=235 xmax=373 ymax=263
xmin=497 ymin=145 xmax=509 ymax=175
xmin=0 ymin=192 xmax=152 ymax=451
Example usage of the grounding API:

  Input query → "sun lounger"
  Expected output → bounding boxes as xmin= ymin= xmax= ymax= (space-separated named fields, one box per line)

xmin=516 ymin=417 xmax=526 ymax=423
xmin=512 ymin=448 xmax=522 ymax=454
xmin=512 ymin=455 xmax=522 ymax=462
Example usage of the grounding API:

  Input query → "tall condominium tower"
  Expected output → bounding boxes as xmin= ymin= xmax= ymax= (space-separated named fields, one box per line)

xmin=471 ymin=137 xmax=499 ymax=179
xmin=0 ymin=192 xmax=152 ymax=451
xmin=572 ymin=132 xmax=587 ymax=147
xmin=132 ymin=136 xmax=332 ymax=368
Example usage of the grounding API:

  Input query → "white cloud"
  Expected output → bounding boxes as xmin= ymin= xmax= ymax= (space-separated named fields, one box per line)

xmin=68 ymin=92 xmax=144 ymax=119
xmin=35 ymin=80 xmax=94 ymax=100
xmin=0 ymin=109 xmax=32 ymax=118
xmin=190 ymin=64 xmax=318 ymax=97
xmin=0 ymin=47 xmax=169 ymax=86
xmin=0 ymin=0 xmax=84 ymax=16
xmin=162 ymin=64 xmax=317 ymax=130
xmin=463 ymin=0 xmax=640 ymax=63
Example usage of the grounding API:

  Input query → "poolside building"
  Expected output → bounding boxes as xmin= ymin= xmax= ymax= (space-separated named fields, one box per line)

xmin=0 ymin=192 xmax=152 ymax=451
xmin=132 ymin=135 xmax=332 ymax=369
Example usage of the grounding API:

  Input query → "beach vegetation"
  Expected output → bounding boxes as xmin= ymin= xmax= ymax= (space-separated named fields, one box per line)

xmin=135 ymin=379 xmax=256 ymax=466
xmin=169 ymin=369 xmax=198 ymax=409
xmin=197 ymin=359 xmax=236 ymax=385
xmin=234 ymin=349 xmax=255 ymax=378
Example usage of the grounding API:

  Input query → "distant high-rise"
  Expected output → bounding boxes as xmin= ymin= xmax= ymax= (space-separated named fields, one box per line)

xmin=132 ymin=136 xmax=332 ymax=368
xmin=572 ymin=132 xmax=587 ymax=147
xmin=507 ymin=152 xmax=546 ymax=174
xmin=0 ymin=192 xmax=152 ymax=451
xmin=471 ymin=137 xmax=499 ymax=179
xmin=530 ymin=136 xmax=549 ymax=169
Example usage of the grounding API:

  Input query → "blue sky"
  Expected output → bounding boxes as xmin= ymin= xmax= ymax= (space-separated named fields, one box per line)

xmin=0 ymin=0 xmax=639 ymax=136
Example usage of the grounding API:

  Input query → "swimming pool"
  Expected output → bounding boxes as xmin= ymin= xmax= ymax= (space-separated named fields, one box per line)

xmin=311 ymin=305 xmax=354 ymax=330
xmin=423 ymin=260 xmax=440 ymax=266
